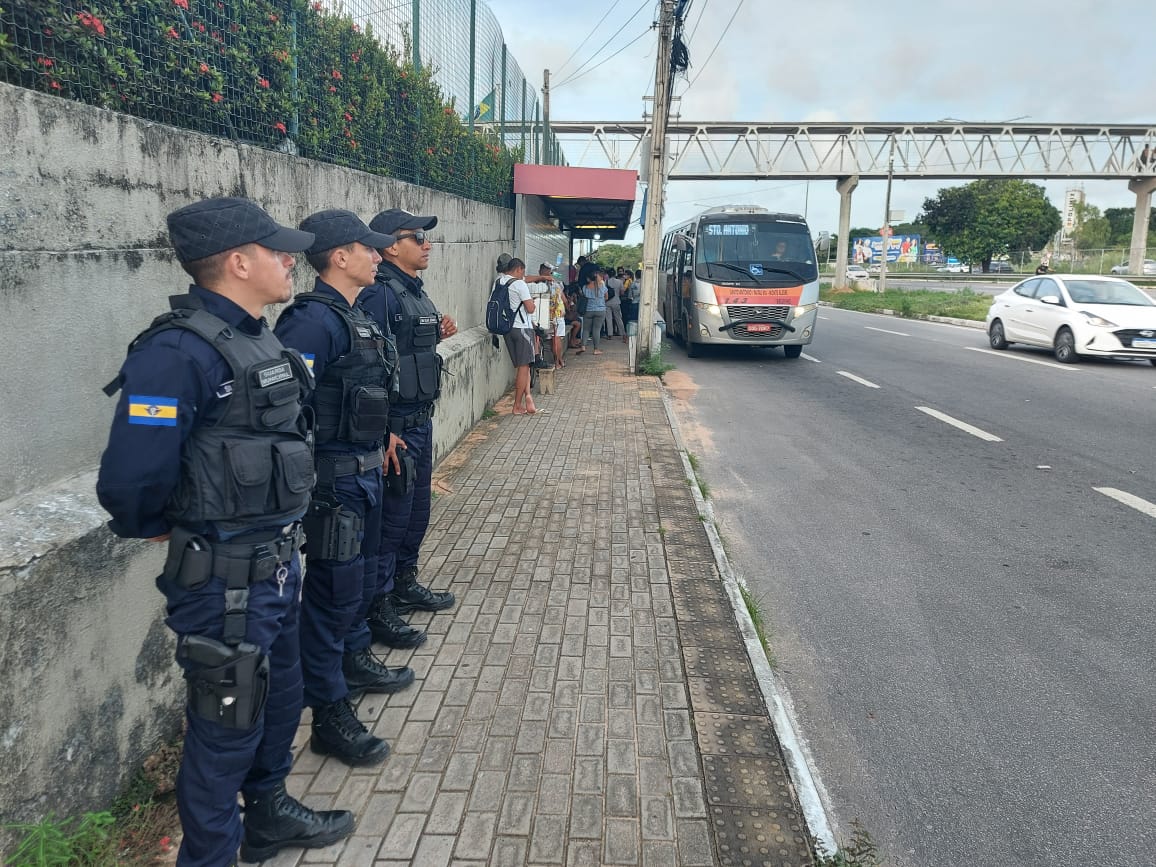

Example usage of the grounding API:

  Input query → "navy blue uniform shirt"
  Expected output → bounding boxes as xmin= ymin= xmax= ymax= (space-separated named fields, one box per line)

xmin=97 ymin=285 xmax=268 ymax=540
xmin=361 ymin=262 xmax=438 ymax=415
xmin=274 ymin=277 xmax=378 ymax=455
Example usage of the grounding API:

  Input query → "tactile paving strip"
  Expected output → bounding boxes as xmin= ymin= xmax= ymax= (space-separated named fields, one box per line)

xmin=683 ymin=645 xmax=753 ymax=680
xmin=688 ymin=675 xmax=769 ymax=717
xmin=694 ymin=712 xmax=780 ymax=757
xmin=711 ymin=804 xmax=812 ymax=867
xmin=701 ymin=753 xmax=794 ymax=807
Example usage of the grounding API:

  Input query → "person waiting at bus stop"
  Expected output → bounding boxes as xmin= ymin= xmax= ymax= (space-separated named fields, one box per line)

xmin=274 ymin=210 xmax=414 ymax=769
xmin=578 ymin=268 xmax=608 ymax=355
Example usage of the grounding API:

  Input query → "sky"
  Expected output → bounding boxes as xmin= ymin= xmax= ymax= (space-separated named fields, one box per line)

xmin=483 ymin=0 xmax=1153 ymax=249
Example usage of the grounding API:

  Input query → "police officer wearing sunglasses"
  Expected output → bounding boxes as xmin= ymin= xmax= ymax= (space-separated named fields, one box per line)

xmin=274 ymin=210 xmax=416 ymax=769
xmin=358 ymin=210 xmax=457 ymax=647
xmin=97 ymin=197 xmax=355 ymax=865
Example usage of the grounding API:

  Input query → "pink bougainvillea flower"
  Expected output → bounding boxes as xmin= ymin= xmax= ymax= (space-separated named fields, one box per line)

xmin=173 ymin=0 xmax=188 ymax=9
xmin=273 ymin=122 xmax=287 ymax=134
xmin=311 ymin=1 xmax=322 ymax=10
xmin=211 ymin=91 xmax=223 ymax=103
xmin=198 ymin=62 xmax=209 ymax=73
xmin=258 ymin=77 xmax=269 ymax=88
xmin=50 ymin=80 xmax=62 ymax=90
xmin=37 ymin=56 xmax=53 ymax=67
xmin=330 ymin=69 xmax=342 ymax=80
xmin=165 ymin=26 xmax=179 ymax=38
xmin=343 ymin=112 xmax=352 ymax=121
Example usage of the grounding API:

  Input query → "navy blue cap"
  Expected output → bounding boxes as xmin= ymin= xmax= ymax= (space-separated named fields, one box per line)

xmin=166 ymin=197 xmax=314 ymax=263
xmin=299 ymin=209 xmax=396 ymax=256
xmin=368 ymin=208 xmax=438 ymax=237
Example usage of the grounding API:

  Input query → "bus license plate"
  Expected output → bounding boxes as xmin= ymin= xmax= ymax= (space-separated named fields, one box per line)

xmin=1133 ymin=338 xmax=1156 ymax=348
xmin=746 ymin=323 xmax=773 ymax=332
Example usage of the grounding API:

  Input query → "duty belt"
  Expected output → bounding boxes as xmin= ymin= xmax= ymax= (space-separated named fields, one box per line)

xmin=213 ymin=523 xmax=304 ymax=644
xmin=314 ymin=448 xmax=385 ymax=489
xmin=389 ymin=405 xmax=433 ymax=433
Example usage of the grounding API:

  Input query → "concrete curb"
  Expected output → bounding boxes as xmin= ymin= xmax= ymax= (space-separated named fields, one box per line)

xmin=657 ymin=384 xmax=840 ymax=855
xmin=818 ymin=300 xmax=986 ymax=330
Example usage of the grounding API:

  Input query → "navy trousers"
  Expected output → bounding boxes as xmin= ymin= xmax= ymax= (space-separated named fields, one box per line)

xmin=300 ymin=467 xmax=383 ymax=708
xmin=378 ymin=419 xmax=434 ymax=593
xmin=164 ymin=556 xmax=304 ymax=867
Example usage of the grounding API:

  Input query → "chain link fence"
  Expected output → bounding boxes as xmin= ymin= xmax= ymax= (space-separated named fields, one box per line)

xmin=1 ymin=0 xmax=561 ymax=205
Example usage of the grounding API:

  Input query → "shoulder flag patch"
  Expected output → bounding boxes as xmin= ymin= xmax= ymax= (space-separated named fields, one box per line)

xmin=128 ymin=395 xmax=178 ymax=426
xmin=301 ymin=353 xmax=315 ymax=371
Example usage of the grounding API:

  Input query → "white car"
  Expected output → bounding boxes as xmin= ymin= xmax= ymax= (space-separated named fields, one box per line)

xmin=846 ymin=264 xmax=869 ymax=280
xmin=985 ymin=274 xmax=1156 ymax=364
xmin=1109 ymin=259 xmax=1156 ymax=275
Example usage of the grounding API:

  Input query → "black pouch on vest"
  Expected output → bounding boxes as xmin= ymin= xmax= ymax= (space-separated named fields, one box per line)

xmin=383 ymin=451 xmax=416 ymax=498
xmin=346 ymin=385 xmax=390 ymax=443
xmin=162 ymin=527 xmax=214 ymax=591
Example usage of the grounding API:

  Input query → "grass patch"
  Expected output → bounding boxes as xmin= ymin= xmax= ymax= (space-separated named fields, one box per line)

xmin=481 ymin=406 xmax=498 ymax=420
xmin=738 ymin=583 xmax=775 ymax=667
xmin=5 ymin=736 xmax=183 ymax=866
xmin=687 ymin=452 xmax=700 ymax=473
xmin=814 ymin=819 xmax=885 ymax=866
xmin=638 ymin=349 xmax=675 ymax=377
xmin=821 ymin=286 xmax=991 ymax=321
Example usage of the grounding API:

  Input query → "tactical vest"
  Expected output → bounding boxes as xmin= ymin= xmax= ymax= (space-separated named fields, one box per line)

xmin=282 ymin=292 xmax=396 ymax=446
xmin=111 ymin=294 xmax=316 ymax=536
xmin=382 ymin=277 xmax=443 ymax=405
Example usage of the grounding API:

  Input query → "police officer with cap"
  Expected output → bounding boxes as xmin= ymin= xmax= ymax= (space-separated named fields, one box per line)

xmin=274 ymin=210 xmax=413 ymax=768
xmin=359 ymin=209 xmax=457 ymax=643
xmin=97 ymin=197 xmax=355 ymax=865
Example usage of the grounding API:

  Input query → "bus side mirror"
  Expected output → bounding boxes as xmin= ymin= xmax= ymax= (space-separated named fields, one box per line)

xmin=815 ymin=231 xmax=830 ymax=255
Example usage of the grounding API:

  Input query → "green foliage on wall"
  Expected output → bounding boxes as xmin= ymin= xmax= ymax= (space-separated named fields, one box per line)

xmin=1 ymin=0 xmax=518 ymax=205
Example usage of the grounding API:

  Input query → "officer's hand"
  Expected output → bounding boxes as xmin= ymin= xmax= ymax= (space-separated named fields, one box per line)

xmin=439 ymin=315 xmax=458 ymax=339
xmin=149 ymin=533 xmax=172 ymax=542
xmin=385 ymin=432 xmax=407 ymax=474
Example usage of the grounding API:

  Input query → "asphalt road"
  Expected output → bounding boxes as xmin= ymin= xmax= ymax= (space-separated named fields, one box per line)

xmin=662 ymin=311 xmax=1156 ymax=867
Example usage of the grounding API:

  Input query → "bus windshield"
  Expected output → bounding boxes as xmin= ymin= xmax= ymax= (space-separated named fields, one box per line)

xmin=695 ymin=219 xmax=817 ymax=284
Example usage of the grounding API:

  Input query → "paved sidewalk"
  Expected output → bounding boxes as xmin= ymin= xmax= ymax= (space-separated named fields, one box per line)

xmin=261 ymin=338 xmax=815 ymax=866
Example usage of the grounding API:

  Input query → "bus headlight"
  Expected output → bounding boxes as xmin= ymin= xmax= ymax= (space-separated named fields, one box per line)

xmin=693 ymin=301 xmax=721 ymax=317
xmin=793 ymin=303 xmax=818 ymax=320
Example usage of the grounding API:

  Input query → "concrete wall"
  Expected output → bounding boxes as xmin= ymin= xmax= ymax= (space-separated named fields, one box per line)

xmin=0 ymin=81 xmax=516 ymax=836
xmin=516 ymin=193 xmax=569 ymax=274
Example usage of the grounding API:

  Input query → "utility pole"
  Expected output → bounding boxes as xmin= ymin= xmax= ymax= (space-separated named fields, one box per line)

xmin=636 ymin=0 xmax=676 ymax=369
xmin=878 ymin=135 xmax=896 ymax=293
xmin=542 ymin=69 xmax=550 ymax=165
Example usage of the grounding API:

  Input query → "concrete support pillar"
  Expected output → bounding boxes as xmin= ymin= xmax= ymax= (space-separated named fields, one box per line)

xmin=834 ymin=176 xmax=859 ymax=286
xmin=1127 ymin=177 xmax=1156 ymax=273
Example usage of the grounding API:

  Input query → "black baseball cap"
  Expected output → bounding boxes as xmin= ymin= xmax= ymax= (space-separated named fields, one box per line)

xmin=299 ymin=209 xmax=396 ymax=256
xmin=368 ymin=208 xmax=439 ymax=237
xmin=167 ymin=197 xmax=314 ymax=263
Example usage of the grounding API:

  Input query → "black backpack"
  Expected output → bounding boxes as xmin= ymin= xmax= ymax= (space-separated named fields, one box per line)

xmin=485 ymin=275 xmax=523 ymax=336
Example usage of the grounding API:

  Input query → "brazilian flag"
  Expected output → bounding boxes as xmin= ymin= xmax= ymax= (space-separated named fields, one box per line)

xmin=473 ymin=88 xmax=496 ymax=123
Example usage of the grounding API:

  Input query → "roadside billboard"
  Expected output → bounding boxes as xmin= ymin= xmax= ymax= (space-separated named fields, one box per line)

xmin=850 ymin=234 xmax=921 ymax=265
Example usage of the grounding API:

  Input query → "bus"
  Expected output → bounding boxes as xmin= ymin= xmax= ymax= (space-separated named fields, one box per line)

xmin=660 ymin=206 xmax=823 ymax=358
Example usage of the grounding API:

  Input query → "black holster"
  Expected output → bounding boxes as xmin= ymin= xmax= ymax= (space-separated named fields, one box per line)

xmin=178 ymin=635 xmax=269 ymax=729
xmin=383 ymin=451 xmax=415 ymax=498
xmin=301 ymin=498 xmax=363 ymax=562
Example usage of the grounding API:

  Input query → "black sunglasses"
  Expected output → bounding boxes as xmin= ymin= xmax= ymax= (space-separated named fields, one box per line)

xmin=395 ymin=230 xmax=430 ymax=245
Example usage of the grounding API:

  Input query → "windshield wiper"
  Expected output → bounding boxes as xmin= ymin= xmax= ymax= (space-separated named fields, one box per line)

xmin=706 ymin=261 xmax=807 ymax=284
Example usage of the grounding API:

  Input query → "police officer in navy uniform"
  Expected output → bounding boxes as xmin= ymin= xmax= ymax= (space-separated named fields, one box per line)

xmin=97 ymin=197 xmax=355 ymax=866
xmin=359 ymin=209 xmax=457 ymax=642
xmin=274 ymin=210 xmax=413 ymax=767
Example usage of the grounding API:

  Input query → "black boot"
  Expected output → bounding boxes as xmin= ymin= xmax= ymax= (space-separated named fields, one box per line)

xmin=343 ymin=647 xmax=415 ymax=697
xmin=240 ymin=783 xmax=354 ymax=862
xmin=390 ymin=565 xmax=456 ymax=614
xmin=310 ymin=698 xmax=390 ymax=767
xmin=367 ymin=594 xmax=427 ymax=648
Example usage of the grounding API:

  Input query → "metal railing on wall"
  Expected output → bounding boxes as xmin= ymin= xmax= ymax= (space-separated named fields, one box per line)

xmin=1 ymin=0 xmax=563 ymax=206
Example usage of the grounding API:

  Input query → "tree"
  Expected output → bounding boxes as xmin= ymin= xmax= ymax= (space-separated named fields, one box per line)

xmin=1104 ymin=207 xmax=1156 ymax=247
xmin=920 ymin=179 xmax=1061 ymax=271
xmin=591 ymin=243 xmax=643 ymax=272
xmin=1070 ymin=202 xmax=1110 ymax=251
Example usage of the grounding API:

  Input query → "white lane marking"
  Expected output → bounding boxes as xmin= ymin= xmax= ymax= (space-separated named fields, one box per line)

xmin=865 ymin=325 xmax=910 ymax=337
xmin=837 ymin=370 xmax=880 ymax=389
xmin=818 ymin=315 xmax=830 ymax=320
xmin=965 ymin=346 xmax=1080 ymax=371
xmin=1094 ymin=487 xmax=1156 ymax=520
xmin=801 ymin=352 xmax=822 ymax=363
xmin=915 ymin=406 xmax=1004 ymax=442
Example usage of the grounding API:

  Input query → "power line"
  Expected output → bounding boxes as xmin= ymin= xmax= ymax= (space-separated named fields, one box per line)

xmin=553 ymin=26 xmax=656 ymax=90
xmin=553 ymin=0 xmax=630 ymax=79
xmin=678 ymin=0 xmax=743 ymax=95
xmin=552 ymin=1 xmax=654 ymax=90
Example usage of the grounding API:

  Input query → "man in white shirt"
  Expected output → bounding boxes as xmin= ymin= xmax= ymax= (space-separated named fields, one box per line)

xmin=497 ymin=257 xmax=540 ymax=414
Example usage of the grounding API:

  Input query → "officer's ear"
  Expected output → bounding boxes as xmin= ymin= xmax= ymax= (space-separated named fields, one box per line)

xmin=221 ymin=244 xmax=260 ymax=282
